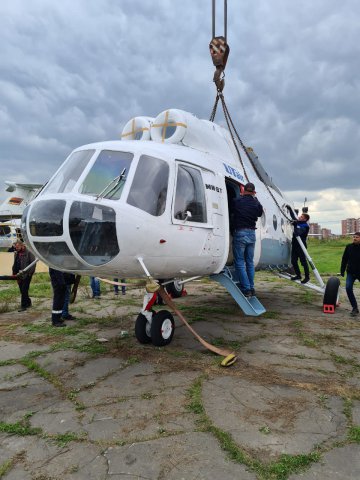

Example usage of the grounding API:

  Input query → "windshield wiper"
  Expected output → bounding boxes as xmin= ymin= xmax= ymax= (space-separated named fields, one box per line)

xmin=96 ymin=168 xmax=127 ymax=200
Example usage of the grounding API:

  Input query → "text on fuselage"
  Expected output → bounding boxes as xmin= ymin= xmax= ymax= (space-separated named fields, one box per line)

xmin=223 ymin=163 xmax=245 ymax=182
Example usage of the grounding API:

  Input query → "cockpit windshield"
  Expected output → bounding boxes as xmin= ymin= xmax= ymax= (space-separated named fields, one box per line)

xmin=127 ymin=154 xmax=169 ymax=216
xmin=80 ymin=150 xmax=133 ymax=200
xmin=42 ymin=150 xmax=96 ymax=194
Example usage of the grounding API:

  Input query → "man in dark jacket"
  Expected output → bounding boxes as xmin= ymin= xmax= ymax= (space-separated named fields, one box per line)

xmin=341 ymin=232 xmax=360 ymax=316
xmin=230 ymin=182 xmax=263 ymax=297
xmin=12 ymin=241 xmax=36 ymax=312
xmin=290 ymin=213 xmax=310 ymax=284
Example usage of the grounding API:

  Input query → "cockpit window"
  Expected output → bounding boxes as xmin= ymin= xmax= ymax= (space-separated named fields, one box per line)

xmin=127 ymin=155 xmax=169 ymax=216
xmin=174 ymin=165 xmax=207 ymax=223
xmin=29 ymin=200 xmax=66 ymax=236
xmin=80 ymin=150 xmax=133 ymax=200
xmin=69 ymin=201 xmax=119 ymax=266
xmin=42 ymin=150 xmax=96 ymax=194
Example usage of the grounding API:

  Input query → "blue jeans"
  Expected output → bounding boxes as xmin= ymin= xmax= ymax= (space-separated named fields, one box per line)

xmin=233 ymin=229 xmax=256 ymax=293
xmin=346 ymin=273 xmax=359 ymax=309
xmin=90 ymin=277 xmax=101 ymax=297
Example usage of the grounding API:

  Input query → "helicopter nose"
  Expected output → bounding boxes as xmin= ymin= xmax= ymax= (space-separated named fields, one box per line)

xmin=25 ymin=199 xmax=119 ymax=269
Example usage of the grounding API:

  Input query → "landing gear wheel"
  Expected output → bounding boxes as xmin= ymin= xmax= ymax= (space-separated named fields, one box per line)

xmin=135 ymin=313 xmax=152 ymax=344
xmin=323 ymin=276 xmax=340 ymax=308
xmin=165 ymin=280 xmax=184 ymax=298
xmin=151 ymin=310 xmax=175 ymax=346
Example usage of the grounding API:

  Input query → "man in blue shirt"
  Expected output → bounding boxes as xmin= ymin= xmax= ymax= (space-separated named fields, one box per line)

xmin=230 ymin=182 xmax=263 ymax=297
xmin=290 ymin=213 xmax=310 ymax=283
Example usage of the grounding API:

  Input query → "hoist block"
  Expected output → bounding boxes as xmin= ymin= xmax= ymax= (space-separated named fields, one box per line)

xmin=209 ymin=36 xmax=229 ymax=69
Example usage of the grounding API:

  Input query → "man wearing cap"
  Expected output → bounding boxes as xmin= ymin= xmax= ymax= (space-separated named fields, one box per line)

xmin=341 ymin=232 xmax=360 ymax=316
xmin=230 ymin=182 xmax=263 ymax=297
xmin=290 ymin=213 xmax=311 ymax=284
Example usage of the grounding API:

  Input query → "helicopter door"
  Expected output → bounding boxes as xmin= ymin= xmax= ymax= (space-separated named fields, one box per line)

xmin=172 ymin=162 xmax=226 ymax=261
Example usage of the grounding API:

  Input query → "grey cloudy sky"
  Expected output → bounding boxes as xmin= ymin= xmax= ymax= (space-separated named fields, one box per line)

xmin=0 ymin=0 xmax=359 ymax=233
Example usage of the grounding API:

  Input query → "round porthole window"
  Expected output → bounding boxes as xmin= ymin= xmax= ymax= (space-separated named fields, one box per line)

xmin=281 ymin=218 xmax=285 ymax=232
xmin=273 ymin=214 xmax=278 ymax=230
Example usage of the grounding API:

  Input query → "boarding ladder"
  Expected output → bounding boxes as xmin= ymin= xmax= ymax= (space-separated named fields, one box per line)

xmin=210 ymin=266 xmax=266 ymax=316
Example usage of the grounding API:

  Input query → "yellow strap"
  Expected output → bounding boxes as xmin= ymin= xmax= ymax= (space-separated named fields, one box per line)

xmin=161 ymin=110 xmax=169 ymax=143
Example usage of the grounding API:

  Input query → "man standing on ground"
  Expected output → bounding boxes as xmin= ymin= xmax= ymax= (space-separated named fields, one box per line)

xmin=341 ymin=232 xmax=360 ymax=317
xmin=230 ymin=182 xmax=263 ymax=297
xmin=49 ymin=268 xmax=76 ymax=327
xmin=12 ymin=241 xmax=36 ymax=312
xmin=290 ymin=213 xmax=310 ymax=284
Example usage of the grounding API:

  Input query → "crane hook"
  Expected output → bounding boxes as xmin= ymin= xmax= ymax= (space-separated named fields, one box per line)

xmin=209 ymin=36 xmax=229 ymax=91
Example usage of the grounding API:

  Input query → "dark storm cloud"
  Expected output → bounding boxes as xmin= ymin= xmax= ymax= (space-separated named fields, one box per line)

xmin=0 ymin=0 xmax=359 ymax=231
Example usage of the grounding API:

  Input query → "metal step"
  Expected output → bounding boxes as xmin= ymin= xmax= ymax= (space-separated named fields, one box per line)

xmin=277 ymin=272 xmax=325 ymax=294
xmin=210 ymin=268 xmax=266 ymax=316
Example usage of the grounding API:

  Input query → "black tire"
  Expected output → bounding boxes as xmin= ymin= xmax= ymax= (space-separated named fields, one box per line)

xmin=135 ymin=313 xmax=152 ymax=344
xmin=323 ymin=276 xmax=340 ymax=307
xmin=165 ymin=280 xmax=184 ymax=298
xmin=150 ymin=310 xmax=175 ymax=346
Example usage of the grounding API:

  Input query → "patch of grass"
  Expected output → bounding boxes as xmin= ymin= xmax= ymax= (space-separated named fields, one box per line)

xmin=30 ymin=283 xmax=52 ymax=298
xmin=348 ymin=426 xmax=360 ymax=443
xmin=0 ymin=359 xmax=17 ymax=367
xmin=343 ymin=397 xmax=353 ymax=422
xmin=259 ymin=425 xmax=271 ymax=435
xmin=0 ymin=301 xmax=12 ymax=313
xmin=314 ymin=333 xmax=336 ymax=345
xmin=267 ymin=452 xmax=321 ymax=480
xmin=307 ymin=237 xmax=349 ymax=275
xmin=20 ymin=357 xmax=63 ymax=389
xmin=0 ymin=419 xmax=41 ymax=436
xmin=186 ymin=377 xmax=205 ymax=416
xmin=331 ymin=353 xmax=360 ymax=369
xmin=52 ymin=431 xmax=87 ymax=447
xmin=75 ymin=340 xmax=109 ymax=355
xmin=25 ymin=324 xmax=81 ymax=336
xmin=211 ymin=337 xmax=243 ymax=350
xmin=297 ymin=333 xmax=319 ymax=348
xmin=318 ymin=394 xmax=329 ymax=408
xmin=0 ymin=459 xmax=13 ymax=477
xmin=141 ymin=392 xmax=155 ymax=400
xmin=299 ymin=290 xmax=315 ymax=304
xmin=262 ymin=311 xmax=279 ymax=319
xmin=126 ymin=356 xmax=140 ymax=365
xmin=0 ymin=285 xmax=19 ymax=302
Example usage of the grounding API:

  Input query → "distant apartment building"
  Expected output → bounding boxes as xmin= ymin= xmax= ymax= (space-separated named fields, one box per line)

xmin=341 ymin=218 xmax=360 ymax=235
xmin=309 ymin=223 xmax=321 ymax=235
xmin=321 ymin=228 xmax=332 ymax=239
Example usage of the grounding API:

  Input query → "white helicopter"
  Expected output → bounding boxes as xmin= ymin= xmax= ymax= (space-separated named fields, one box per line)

xmin=16 ymin=2 xmax=340 ymax=350
xmin=19 ymin=105 xmax=339 ymax=349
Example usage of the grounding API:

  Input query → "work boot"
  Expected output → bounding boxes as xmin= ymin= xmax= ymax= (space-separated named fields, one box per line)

xmin=291 ymin=276 xmax=301 ymax=281
xmin=251 ymin=288 xmax=256 ymax=296
xmin=52 ymin=321 xmax=67 ymax=327
xmin=301 ymin=277 xmax=310 ymax=284
xmin=62 ymin=314 xmax=76 ymax=320
xmin=244 ymin=291 xmax=252 ymax=298
xmin=350 ymin=308 xmax=359 ymax=317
